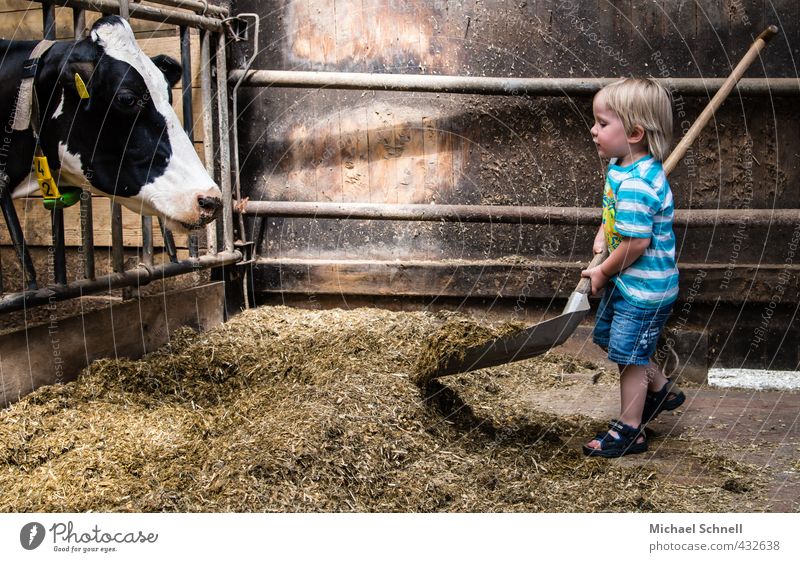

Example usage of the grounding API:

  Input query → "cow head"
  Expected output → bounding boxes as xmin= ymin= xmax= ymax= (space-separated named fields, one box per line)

xmin=41 ymin=16 xmax=222 ymax=232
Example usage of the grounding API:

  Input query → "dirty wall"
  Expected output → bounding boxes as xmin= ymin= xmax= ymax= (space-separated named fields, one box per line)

xmin=231 ymin=0 xmax=799 ymax=370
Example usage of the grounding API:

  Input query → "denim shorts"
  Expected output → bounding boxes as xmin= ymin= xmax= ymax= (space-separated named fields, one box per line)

xmin=592 ymin=282 xmax=673 ymax=366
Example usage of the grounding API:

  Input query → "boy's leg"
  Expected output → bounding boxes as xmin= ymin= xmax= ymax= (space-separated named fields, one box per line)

xmin=619 ymin=363 xmax=648 ymax=428
xmin=646 ymin=359 xmax=669 ymax=393
xmin=585 ymin=362 xmax=647 ymax=449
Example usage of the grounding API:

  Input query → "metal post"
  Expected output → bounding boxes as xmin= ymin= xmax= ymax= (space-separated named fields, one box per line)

xmin=33 ymin=1 xmax=224 ymax=31
xmin=158 ymin=218 xmax=179 ymax=263
xmin=200 ymin=29 xmax=217 ymax=255
xmin=111 ymin=199 xmax=124 ymax=271
xmin=0 ymin=185 xmax=37 ymax=290
xmin=142 ymin=217 xmax=154 ymax=267
xmin=180 ymin=25 xmax=199 ymax=257
xmin=117 ymin=0 xmax=129 ymax=19
xmin=42 ymin=1 xmax=57 ymax=38
xmin=73 ymin=5 xmax=86 ymax=38
xmin=50 ymin=211 xmax=67 ymax=285
xmin=215 ymin=31 xmax=234 ymax=253
xmin=43 ymin=2 xmax=68 ymax=286
xmin=180 ymin=26 xmax=194 ymax=139
xmin=79 ymin=192 xmax=95 ymax=279
xmin=111 ymin=0 xmax=130 ymax=296
xmin=143 ymin=0 xmax=229 ymax=17
xmin=77 ymin=6 xmax=96 ymax=281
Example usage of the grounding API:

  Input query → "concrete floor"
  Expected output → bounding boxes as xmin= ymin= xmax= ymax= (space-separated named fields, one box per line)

xmin=532 ymin=326 xmax=800 ymax=512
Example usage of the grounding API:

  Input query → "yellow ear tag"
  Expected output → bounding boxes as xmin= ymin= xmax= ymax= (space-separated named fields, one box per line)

xmin=34 ymin=155 xmax=61 ymax=200
xmin=75 ymin=73 xmax=90 ymax=99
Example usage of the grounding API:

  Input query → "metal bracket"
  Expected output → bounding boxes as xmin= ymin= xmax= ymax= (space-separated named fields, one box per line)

xmin=222 ymin=16 xmax=250 ymax=42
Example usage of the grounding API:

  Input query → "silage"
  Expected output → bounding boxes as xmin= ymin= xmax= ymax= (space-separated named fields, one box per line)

xmin=0 ymin=306 xmax=764 ymax=512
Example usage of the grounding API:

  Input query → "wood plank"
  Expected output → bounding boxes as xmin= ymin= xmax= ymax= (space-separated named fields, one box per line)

xmin=0 ymin=6 xmax=178 ymax=40
xmin=0 ymin=281 xmax=225 ymax=408
xmin=0 ymin=197 xmax=196 ymax=248
xmin=253 ymin=258 xmax=800 ymax=303
xmin=338 ymin=94 xmax=370 ymax=203
xmin=139 ymin=31 xmax=202 ymax=86
xmin=0 ymin=13 xmax=199 ymax=83
xmin=172 ymin=86 xmax=205 ymax=142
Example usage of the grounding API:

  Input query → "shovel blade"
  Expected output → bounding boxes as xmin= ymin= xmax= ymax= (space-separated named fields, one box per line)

xmin=433 ymin=292 xmax=590 ymax=378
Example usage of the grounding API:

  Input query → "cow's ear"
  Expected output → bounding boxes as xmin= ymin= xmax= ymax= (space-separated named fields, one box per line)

xmin=151 ymin=54 xmax=182 ymax=88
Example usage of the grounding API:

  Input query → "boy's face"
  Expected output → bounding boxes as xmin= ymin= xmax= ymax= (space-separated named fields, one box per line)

xmin=591 ymin=93 xmax=633 ymax=161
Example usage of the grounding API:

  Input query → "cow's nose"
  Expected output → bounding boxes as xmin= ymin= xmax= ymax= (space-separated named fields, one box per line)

xmin=198 ymin=195 xmax=222 ymax=218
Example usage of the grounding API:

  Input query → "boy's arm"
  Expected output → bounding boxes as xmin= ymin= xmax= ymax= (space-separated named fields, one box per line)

xmin=581 ymin=236 xmax=650 ymax=295
xmin=593 ymin=224 xmax=605 ymax=254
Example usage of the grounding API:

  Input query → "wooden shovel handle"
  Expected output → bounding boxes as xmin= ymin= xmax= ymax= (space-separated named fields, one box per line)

xmin=663 ymin=25 xmax=779 ymax=175
xmin=575 ymin=248 xmax=609 ymax=295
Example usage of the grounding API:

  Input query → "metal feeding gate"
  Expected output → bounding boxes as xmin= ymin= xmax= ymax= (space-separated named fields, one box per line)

xmin=0 ymin=0 xmax=243 ymax=315
xmin=0 ymin=0 xmax=251 ymax=406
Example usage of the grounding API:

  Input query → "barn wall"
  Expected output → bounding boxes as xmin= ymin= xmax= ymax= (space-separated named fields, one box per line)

xmin=237 ymin=0 xmax=798 ymax=368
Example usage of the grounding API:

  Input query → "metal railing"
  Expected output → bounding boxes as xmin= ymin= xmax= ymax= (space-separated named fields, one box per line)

xmin=0 ymin=0 xmax=242 ymax=314
xmin=231 ymin=67 xmax=799 ymax=248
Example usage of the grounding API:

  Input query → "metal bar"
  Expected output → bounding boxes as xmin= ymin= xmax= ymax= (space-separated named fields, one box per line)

xmin=231 ymin=14 xmax=259 ymax=249
xmin=0 ymin=251 xmax=241 ymax=314
xmin=117 ymin=0 xmax=129 ymax=19
xmin=43 ymin=1 xmax=68 ymax=285
xmin=76 ymin=11 xmax=93 ymax=279
xmin=51 ymin=209 xmax=68 ymax=285
xmin=73 ymin=6 xmax=86 ymax=39
xmin=180 ymin=26 xmax=194 ymax=137
xmin=239 ymin=201 xmax=800 ymax=228
xmin=228 ymin=70 xmax=800 ymax=97
xmin=42 ymin=1 xmax=57 ymax=38
xmin=158 ymin=217 xmax=179 ymax=263
xmin=179 ymin=25 xmax=200 ymax=258
xmin=110 ymin=200 xmax=125 ymax=272
xmin=200 ymin=29 xmax=218 ymax=255
xmin=216 ymin=31 xmax=234 ymax=253
xmin=79 ymin=191 xmax=95 ymax=279
xmin=188 ymin=234 xmax=199 ymax=258
xmin=0 ymin=187 xmax=37 ymax=290
xmin=142 ymin=216 xmax=154 ymax=267
xmin=146 ymin=0 xmax=228 ymax=17
xmin=32 ymin=0 xmax=224 ymax=31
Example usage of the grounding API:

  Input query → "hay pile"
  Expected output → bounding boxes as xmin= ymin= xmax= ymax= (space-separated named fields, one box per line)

xmin=412 ymin=317 xmax=526 ymax=386
xmin=0 ymin=306 xmax=763 ymax=512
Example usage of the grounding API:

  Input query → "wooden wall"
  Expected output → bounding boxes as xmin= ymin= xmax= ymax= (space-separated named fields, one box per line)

xmin=0 ymin=0 xmax=207 ymax=249
xmin=233 ymin=0 xmax=799 ymax=369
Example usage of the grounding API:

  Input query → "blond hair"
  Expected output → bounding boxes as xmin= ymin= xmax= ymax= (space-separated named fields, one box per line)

xmin=596 ymin=78 xmax=674 ymax=161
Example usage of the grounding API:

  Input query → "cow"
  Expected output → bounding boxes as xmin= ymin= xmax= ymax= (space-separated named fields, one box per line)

xmin=0 ymin=15 xmax=222 ymax=232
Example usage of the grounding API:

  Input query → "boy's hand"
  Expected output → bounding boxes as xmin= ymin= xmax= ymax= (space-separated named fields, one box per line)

xmin=580 ymin=266 xmax=609 ymax=296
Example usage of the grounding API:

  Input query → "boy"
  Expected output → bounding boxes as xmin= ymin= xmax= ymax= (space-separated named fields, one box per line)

xmin=580 ymin=78 xmax=685 ymax=458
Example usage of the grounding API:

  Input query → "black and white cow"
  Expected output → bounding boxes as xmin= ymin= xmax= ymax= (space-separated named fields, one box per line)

xmin=0 ymin=15 xmax=221 ymax=231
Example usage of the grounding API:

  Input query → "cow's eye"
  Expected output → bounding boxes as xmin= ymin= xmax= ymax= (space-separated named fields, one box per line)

xmin=115 ymin=93 xmax=139 ymax=108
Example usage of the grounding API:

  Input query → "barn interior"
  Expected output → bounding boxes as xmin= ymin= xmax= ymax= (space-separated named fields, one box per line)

xmin=0 ymin=0 xmax=798 ymax=512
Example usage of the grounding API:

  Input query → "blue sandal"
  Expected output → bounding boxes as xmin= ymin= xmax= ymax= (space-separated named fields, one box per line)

xmin=582 ymin=419 xmax=648 ymax=458
xmin=642 ymin=380 xmax=685 ymax=424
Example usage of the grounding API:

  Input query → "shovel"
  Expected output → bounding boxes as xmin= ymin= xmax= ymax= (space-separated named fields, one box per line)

xmin=429 ymin=25 xmax=778 ymax=379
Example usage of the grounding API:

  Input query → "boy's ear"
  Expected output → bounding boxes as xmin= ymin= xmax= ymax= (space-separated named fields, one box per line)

xmin=628 ymin=124 xmax=646 ymax=144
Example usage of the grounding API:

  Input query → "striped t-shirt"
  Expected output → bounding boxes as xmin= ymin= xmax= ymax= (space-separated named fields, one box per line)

xmin=601 ymin=155 xmax=679 ymax=308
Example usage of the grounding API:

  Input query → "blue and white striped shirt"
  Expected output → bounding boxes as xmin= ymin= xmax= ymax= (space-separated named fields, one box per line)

xmin=601 ymin=155 xmax=680 ymax=308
